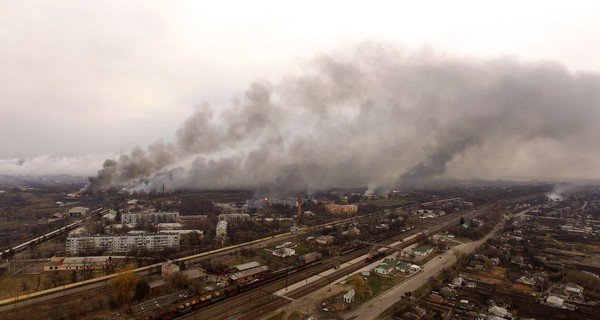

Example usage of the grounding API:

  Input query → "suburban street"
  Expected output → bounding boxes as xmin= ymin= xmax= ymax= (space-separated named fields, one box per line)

xmin=343 ymin=224 xmax=502 ymax=320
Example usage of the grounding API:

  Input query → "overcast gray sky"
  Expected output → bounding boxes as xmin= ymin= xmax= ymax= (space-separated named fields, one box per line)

xmin=3 ymin=1 xmax=600 ymax=182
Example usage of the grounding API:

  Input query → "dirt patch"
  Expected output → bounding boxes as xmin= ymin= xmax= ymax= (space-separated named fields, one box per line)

xmin=278 ymin=282 xmax=352 ymax=320
xmin=466 ymin=266 xmax=506 ymax=285
xmin=544 ymin=248 xmax=588 ymax=258
xmin=512 ymin=283 xmax=537 ymax=293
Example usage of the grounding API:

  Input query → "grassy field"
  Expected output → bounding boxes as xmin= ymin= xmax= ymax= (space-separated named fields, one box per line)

xmin=266 ymin=312 xmax=286 ymax=320
xmin=465 ymin=266 xmax=505 ymax=285
xmin=0 ymin=273 xmax=41 ymax=299
xmin=292 ymin=244 xmax=313 ymax=257
xmin=352 ymin=273 xmax=404 ymax=306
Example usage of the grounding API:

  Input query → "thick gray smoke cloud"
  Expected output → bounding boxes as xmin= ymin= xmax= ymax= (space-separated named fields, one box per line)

xmin=88 ymin=43 xmax=600 ymax=193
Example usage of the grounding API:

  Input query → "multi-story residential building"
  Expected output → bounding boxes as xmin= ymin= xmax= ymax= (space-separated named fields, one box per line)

xmin=324 ymin=204 xmax=358 ymax=215
xmin=216 ymin=220 xmax=228 ymax=238
xmin=213 ymin=202 xmax=249 ymax=214
xmin=218 ymin=213 xmax=251 ymax=223
xmin=266 ymin=197 xmax=304 ymax=207
xmin=156 ymin=223 xmax=183 ymax=231
xmin=121 ymin=211 xmax=179 ymax=225
xmin=66 ymin=232 xmax=180 ymax=255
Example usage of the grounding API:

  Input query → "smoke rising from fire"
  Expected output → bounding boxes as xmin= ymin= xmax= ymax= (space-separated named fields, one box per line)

xmin=87 ymin=43 xmax=600 ymax=193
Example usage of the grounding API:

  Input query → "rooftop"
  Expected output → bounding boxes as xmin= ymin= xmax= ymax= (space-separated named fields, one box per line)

xmin=230 ymin=265 xmax=269 ymax=280
xmin=233 ymin=261 xmax=261 ymax=271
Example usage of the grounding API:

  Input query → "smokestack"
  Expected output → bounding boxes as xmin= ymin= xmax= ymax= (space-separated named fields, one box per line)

xmin=297 ymin=196 xmax=302 ymax=217
xmin=162 ymin=182 xmax=165 ymax=195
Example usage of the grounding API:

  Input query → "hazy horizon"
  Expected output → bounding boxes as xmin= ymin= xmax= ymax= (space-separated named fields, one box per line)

xmin=3 ymin=1 xmax=600 ymax=192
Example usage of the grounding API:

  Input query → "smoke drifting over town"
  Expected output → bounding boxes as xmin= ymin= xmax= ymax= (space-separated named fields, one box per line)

xmin=87 ymin=43 xmax=600 ymax=193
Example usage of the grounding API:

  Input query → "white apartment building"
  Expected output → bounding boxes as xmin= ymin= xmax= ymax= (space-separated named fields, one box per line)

xmin=121 ymin=211 xmax=179 ymax=225
xmin=216 ymin=220 xmax=228 ymax=238
xmin=217 ymin=213 xmax=251 ymax=223
xmin=66 ymin=233 xmax=180 ymax=255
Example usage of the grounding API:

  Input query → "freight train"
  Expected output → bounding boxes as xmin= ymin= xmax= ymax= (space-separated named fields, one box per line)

xmin=365 ymin=248 xmax=386 ymax=262
xmin=143 ymin=258 xmax=323 ymax=320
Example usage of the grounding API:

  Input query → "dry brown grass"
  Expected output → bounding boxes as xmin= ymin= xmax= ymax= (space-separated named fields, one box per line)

xmin=465 ymin=266 xmax=506 ymax=285
xmin=0 ymin=273 xmax=41 ymax=299
xmin=544 ymin=248 xmax=588 ymax=257
xmin=513 ymin=283 xmax=537 ymax=293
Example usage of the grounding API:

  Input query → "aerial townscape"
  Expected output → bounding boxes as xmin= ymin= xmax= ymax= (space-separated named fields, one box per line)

xmin=3 ymin=2 xmax=600 ymax=320
xmin=2 ymin=179 xmax=600 ymax=320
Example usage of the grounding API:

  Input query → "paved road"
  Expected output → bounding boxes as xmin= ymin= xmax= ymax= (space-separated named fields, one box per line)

xmin=343 ymin=219 xmax=503 ymax=320
xmin=0 ymin=206 xmax=403 ymax=312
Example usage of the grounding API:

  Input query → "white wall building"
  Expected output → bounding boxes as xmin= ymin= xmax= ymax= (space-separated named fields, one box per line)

xmin=156 ymin=223 xmax=183 ymax=231
xmin=216 ymin=220 xmax=228 ymax=238
xmin=272 ymin=247 xmax=295 ymax=257
xmin=218 ymin=213 xmax=251 ymax=223
xmin=122 ymin=211 xmax=179 ymax=225
xmin=66 ymin=233 xmax=180 ymax=255
xmin=69 ymin=207 xmax=89 ymax=217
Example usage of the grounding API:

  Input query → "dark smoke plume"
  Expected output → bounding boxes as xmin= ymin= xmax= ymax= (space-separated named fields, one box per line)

xmin=88 ymin=43 xmax=600 ymax=193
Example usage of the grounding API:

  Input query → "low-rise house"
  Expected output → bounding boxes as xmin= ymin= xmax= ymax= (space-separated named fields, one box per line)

xmin=549 ymin=286 xmax=570 ymax=299
xmin=48 ymin=212 xmax=65 ymax=223
xmin=101 ymin=209 xmax=117 ymax=221
xmin=440 ymin=286 xmax=457 ymax=298
xmin=375 ymin=259 xmax=396 ymax=275
xmin=343 ymin=289 xmax=355 ymax=303
xmin=546 ymin=295 xmax=565 ymax=308
xmin=488 ymin=305 xmax=508 ymax=317
xmin=510 ymin=255 xmax=525 ymax=266
xmin=409 ymin=264 xmax=421 ymax=272
xmin=517 ymin=276 xmax=536 ymax=286
xmin=69 ymin=207 xmax=89 ymax=217
xmin=44 ymin=256 xmax=113 ymax=271
xmin=342 ymin=226 xmax=361 ymax=236
xmin=272 ymin=247 xmax=295 ymax=257
xmin=233 ymin=261 xmax=261 ymax=272
xmin=451 ymin=277 xmax=463 ymax=287
xmin=395 ymin=261 xmax=413 ymax=273
xmin=230 ymin=265 xmax=269 ymax=285
xmin=565 ymin=283 xmax=584 ymax=294
xmin=162 ymin=261 xmax=181 ymax=277
xmin=316 ymin=235 xmax=335 ymax=245
xmin=413 ymin=245 xmax=435 ymax=257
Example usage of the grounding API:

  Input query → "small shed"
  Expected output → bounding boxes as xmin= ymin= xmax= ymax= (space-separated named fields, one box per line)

xmin=343 ymin=290 xmax=355 ymax=303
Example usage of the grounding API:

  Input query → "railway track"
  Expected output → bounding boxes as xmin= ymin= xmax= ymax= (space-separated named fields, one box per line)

xmin=182 ymin=209 xmax=481 ymax=320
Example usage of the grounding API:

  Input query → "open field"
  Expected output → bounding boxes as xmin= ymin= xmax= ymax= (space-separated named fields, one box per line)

xmin=465 ymin=266 xmax=505 ymax=285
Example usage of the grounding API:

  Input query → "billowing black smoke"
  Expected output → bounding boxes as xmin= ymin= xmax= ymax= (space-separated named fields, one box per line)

xmin=87 ymin=43 xmax=600 ymax=193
